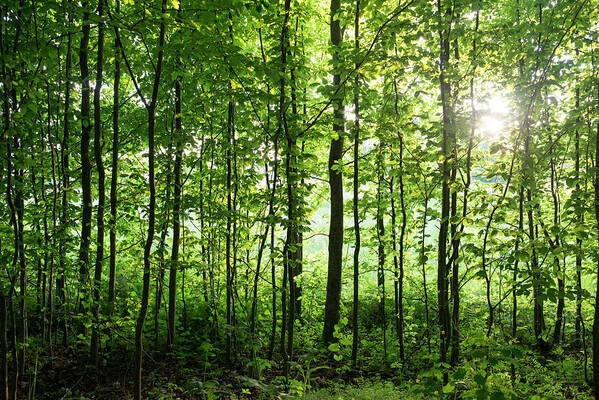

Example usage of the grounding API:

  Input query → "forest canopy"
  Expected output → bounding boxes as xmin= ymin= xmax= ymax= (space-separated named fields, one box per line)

xmin=1 ymin=0 xmax=599 ymax=398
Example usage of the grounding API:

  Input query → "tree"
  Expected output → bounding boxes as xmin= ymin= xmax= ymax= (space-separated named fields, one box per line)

xmin=323 ymin=0 xmax=345 ymax=345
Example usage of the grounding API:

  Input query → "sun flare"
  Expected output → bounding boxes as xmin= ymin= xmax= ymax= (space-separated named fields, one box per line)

xmin=478 ymin=94 xmax=511 ymax=139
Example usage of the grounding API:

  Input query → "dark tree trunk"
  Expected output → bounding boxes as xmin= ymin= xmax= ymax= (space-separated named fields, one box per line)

xmin=323 ymin=0 xmax=344 ymax=344
xmin=550 ymin=129 xmax=563 ymax=345
xmin=156 ymin=147 xmax=172 ymax=347
xmin=91 ymin=0 xmax=106 ymax=366
xmin=376 ymin=158 xmax=387 ymax=361
xmin=58 ymin=3 xmax=73 ymax=346
xmin=591 ymin=76 xmax=599 ymax=399
xmin=0 ymin=286 xmax=6 ymax=400
xmin=437 ymin=0 xmax=452 ymax=378
xmin=421 ymin=195 xmax=431 ymax=351
xmin=225 ymin=11 xmax=235 ymax=364
xmin=15 ymin=146 xmax=27 ymax=377
xmin=78 ymin=0 xmax=93 ymax=319
xmin=133 ymin=1 xmax=167 ymax=397
xmin=107 ymin=0 xmax=120 ymax=319
xmin=167 ymin=0 xmax=184 ymax=349
xmin=574 ymin=62 xmax=582 ymax=347
xmin=351 ymin=0 xmax=360 ymax=368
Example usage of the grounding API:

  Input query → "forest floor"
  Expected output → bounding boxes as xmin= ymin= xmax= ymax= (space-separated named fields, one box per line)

xmin=18 ymin=340 xmax=594 ymax=399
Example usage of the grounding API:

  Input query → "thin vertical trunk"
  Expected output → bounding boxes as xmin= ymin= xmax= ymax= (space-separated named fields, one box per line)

xmin=180 ymin=215 xmax=187 ymax=331
xmin=511 ymin=186 xmax=523 ymax=382
xmin=134 ymin=1 xmax=167 ymax=397
xmin=574 ymin=56 xmax=582 ymax=346
xmin=107 ymin=0 xmax=120 ymax=319
xmin=15 ymin=145 xmax=27 ymax=378
xmin=323 ymin=0 xmax=344 ymax=344
xmin=528 ymin=3 xmax=545 ymax=349
xmin=225 ymin=10 xmax=235 ymax=364
xmin=421 ymin=195 xmax=431 ymax=351
xmin=0 ymin=25 xmax=7 ymax=389
xmin=376 ymin=158 xmax=387 ymax=361
xmin=437 ymin=0 xmax=452 ymax=377
xmin=31 ymin=164 xmax=44 ymax=327
xmin=268 ymin=211 xmax=277 ymax=360
xmin=279 ymin=0 xmax=294 ymax=379
xmin=208 ymin=128 xmax=218 ymax=333
xmin=550 ymin=129 xmax=563 ymax=345
xmin=91 ymin=0 xmax=106 ymax=366
xmin=156 ymin=150 xmax=172 ymax=347
xmin=250 ymin=30 xmax=274 ymax=342
xmin=8 ymin=291 xmax=17 ymax=400
xmin=4 ymin=143 xmax=19 ymax=394
xmin=48 ymin=101 xmax=59 ymax=349
xmin=592 ymin=77 xmax=599 ymax=398
xmin=78 ymin=0 xmax=93 ymax=319
xmin=40 ymin=129 xmax=50 ymax=344
xmin=351 ymin=0 xmax=360 ymax=368
xmin=1 ymin=17 xmax=19 ymax=385
xmin=391 ymin=51 xmax=406 ymax=361
xmin=0 ymin=283 xmax=6 ymax=400
xmin=167 ymin=0 xmax=184 ymax=349
xmin=58 ymin=3 xmax=72 ymax=346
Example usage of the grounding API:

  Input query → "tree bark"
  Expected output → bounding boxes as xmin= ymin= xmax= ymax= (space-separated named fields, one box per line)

xmin=351 ymin=0 xmax=360 ymax=367
xmin=107 ymin=0 xmax=120 ymax=321
xmin=133 ymin=1 xmax=167 ymax=397
xmin=591 ymin=72 xmax=599 ymax=399
xmin=58 ymin=1 xmax=73 ymax=346
xmin=78 ymin=0 xmax=93 ymax=320
xmin=376 ymin=156 xmax=387 ymax=361
xmin=167 ymin=0 xmax=184 ymax=349
xmin=323 ymin=0 xmax=344 ymax=344
xmin=91 ymin=0 xmax=106 ymax=366
xmin=437 ymin=0 xmax=452 ymax=378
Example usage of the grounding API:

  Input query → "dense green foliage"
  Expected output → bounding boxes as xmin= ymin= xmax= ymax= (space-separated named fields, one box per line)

xmin=0 ymin=0 xmax=598 ymax=398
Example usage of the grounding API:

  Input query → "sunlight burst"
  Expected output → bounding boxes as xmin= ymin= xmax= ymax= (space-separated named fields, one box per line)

xmin=478 ymin=94 xmax=511 ymax=139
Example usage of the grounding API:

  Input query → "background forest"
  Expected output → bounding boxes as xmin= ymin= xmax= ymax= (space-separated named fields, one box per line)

xmin=1 ymin=0 xmax=599 ymax=398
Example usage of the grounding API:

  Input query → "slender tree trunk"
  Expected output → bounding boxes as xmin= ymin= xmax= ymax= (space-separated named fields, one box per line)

xmin=323 ymin=0 xmax=344 ymax=344
xmin=511 ymin=186 xmax=523 ymax=382
xmin=225 ymin=11 xmax=235 ymax=364
xmin=0 ymin=16 xmax=8 ymax=392
xmin=156 ymin=151 xmax=172 ymax=347
xmin=391 ymin=55 xmax=406 ymax=361
xmin=0 ymin=284 xmax=6 ymax=400
xmin=377 ymin=157 xmax=387 ymax=361
xmin=591 ymin=75 xmax=599 ymax=399
xmin=48 ymin=119 xmax=58 ymax=350
xmin=421 ymin=195 xmax=431 ymax=351
xmin=31 ymin=165 xmax=44 ymax=331
xmin=448 ymin=44 xmax=460 ymax=367
xmin=268 ymin=212 xmax=277 ymax=360
xmin=2 ymin=36 xmax=19 ymax=386
xmin=167 ymin=0 xmax=184 ymax=349
xmin=78 ymin=0 xmax=93 ymax=320
xmin=574 ymin=61 xmax=582 ymax=347
xmin=437 ymin=0 xmax=452 ymax=378
xmin=4 ymin=143 xmax=19 ymax=397
xmin=40 ymin=130 xmax=50 ymax=344
xmin=134 ymin=1 xmax=166 ymax=397
xmin=351 ymin=0 xmax=360 ymax=367
xmin=107 ymin=0 xmax=120 ymax=320
xmin=528 ymin=3 xmax=545 ymax=350
xmin=58 ymin=4 xmax=72 ymax=346
xmin=277 ymin=0 xmax=295 ymax=379
xmin=550 ymin=128 xmax=563 ymax=345
xmin=8 ymin=291 xmax=17 ymax=400
xmin=15 ymin=146 xmax=27 ymax=378
xmin=91 ymin=0 xmax=106 ymax=366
